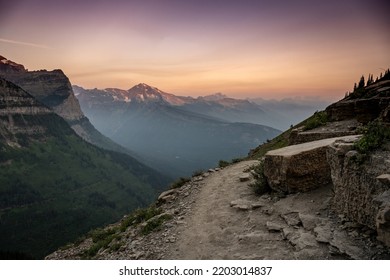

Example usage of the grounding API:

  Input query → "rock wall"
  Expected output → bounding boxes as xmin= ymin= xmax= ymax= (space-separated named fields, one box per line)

xmin=263 ymin=136 xmax=360 ymax=193
xmin=0 ymin=57 xmax=127 ymax=154
xmin=0 ymin=78 xmax=54 ymax=145
xmin=327 ymin=141 xmax=390 ymax=247
xmin=326 ymin=98 xmax=390 ymax=125
xmin=326 ymin=80 xmax=390 ymax=123
xmin=1 ymin=70 xmax=84 ymax=122
xmin=289 ymin=120 xmax=360 ymax=145
xmin=264 ymin=134 xmax=390 ymax=247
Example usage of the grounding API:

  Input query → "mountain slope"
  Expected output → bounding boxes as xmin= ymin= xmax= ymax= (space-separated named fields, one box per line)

xmin=48 ymin=74 xmax=390 ymax=260
xmin=0 ymin=55 xmax=134 ymax=156
xmin=74 ymin=84 xmax=281 ymax=177
xmin=0 ymin=77 xmax=170 ymax=259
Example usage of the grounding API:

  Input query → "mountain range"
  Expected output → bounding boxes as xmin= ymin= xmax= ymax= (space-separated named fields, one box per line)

xmin=47 ymin=71 xmax=390 ymax=261
xmin=74 ymin=84 xmax=281 ymax=177
xmin=0 ymin=57 xmax=170 ymax=259
xmin=0 ymin=54 xmax=332 ymax=259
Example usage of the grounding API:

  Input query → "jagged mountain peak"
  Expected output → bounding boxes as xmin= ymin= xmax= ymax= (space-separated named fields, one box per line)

xmin=201 ymin=92 xmax=228 ymax=101
xmin=130 ymin=83 xmax=162 ymax=93
xmin=0 ymin=55 xmax=26 ymax=73
xmin=127 ymin=83 xmax=166 ymax=103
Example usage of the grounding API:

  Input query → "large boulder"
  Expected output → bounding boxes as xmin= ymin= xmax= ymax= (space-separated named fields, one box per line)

xmin=264 ymin=135 xmax=361 ymax=193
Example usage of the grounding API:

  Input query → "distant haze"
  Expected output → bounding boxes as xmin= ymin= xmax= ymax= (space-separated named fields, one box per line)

xmin=1 ymin=0 xmax=389 ymax=100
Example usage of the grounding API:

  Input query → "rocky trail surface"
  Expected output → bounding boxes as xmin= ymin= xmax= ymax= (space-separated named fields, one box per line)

xmin=47 ymin=160 xmax=390 ymax=260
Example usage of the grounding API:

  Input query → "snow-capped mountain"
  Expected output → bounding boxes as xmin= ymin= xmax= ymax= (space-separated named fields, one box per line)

xmin=73 ymin=84 xmax=281 ymax=177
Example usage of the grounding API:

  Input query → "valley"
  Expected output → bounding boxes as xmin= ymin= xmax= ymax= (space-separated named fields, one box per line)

xmin=1 ymin=53 xmax=389 ymax=261
xmin=74 ymin=84 xmax=281 ymax=177
xmin=0 ymin=63 xmax=170 ymax=259
xmin=47 ymin=73 xmax=390 ymax=260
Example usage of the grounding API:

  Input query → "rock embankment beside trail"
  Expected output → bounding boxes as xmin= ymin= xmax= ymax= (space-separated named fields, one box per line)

xmin=263 ymin=135 xmax=361 ymax=194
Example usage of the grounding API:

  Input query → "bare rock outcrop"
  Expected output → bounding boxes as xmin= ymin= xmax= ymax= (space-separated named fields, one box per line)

xmin=264 ymin=135 xmax=361 ymax=193
xmin=327 ymin=141 xmax=390 ymax=247
xmin=0 ymin=77 xmax=53 ymax=145
xmin=0 ymin=56 xmax=130 ymax=154
xmin=289 ymin=120 xmax=360 ymax=145
xmin=0 ymin=69 xmax=84 ymax=122
xmin=326 ymin=80 xmax=390 ymax=123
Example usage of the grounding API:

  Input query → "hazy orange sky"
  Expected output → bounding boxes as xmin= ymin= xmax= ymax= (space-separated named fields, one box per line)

xmin=1 ymin=0 xmax=389 ymax=100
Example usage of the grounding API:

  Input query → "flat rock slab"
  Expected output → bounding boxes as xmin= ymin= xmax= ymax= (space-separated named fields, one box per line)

xmin=264 ymin=135 xmax=361 ymax=193
xmin=377 ymin=174 xmax=390 ymax=185
xmin=282 ymin=212 xmax=301 ymax=227
xmin=266 ymin=221 xmax=284 ymax=232
xmin=239 ymin=173 xmax=251 ymax=182
xmin=230 ymin=199 xmax=252 ymax=210
xmin=158 ymin=189 xmax=177 ymax=201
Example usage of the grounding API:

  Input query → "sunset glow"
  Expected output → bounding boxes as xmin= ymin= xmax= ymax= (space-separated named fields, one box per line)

xmin=1 ymin=0 xmax=389 ymax=100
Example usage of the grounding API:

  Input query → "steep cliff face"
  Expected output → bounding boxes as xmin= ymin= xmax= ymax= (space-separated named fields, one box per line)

xmin=0 ymin=77 xmax=53 ymax=146
xmin=0 ymin=68 xmax=84 ymax=121
xmin=0 ymin=56 xmax=134 ymax=155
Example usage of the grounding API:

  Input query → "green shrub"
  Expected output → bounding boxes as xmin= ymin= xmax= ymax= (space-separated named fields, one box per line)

xmin=231 ymin=158 xmax=242 ymax=163
xmin=354 ymin=121 xmax=390 ymax=154
xmin=83 ymin=228 xmax=119 ymax=258
xmin=120 ymin=206 xmax=162 ymax=232
xmin=90 ymin=228 xmax=117 ymax=243
xmin=249 ymin=162 xmax=270 ymax=195
xmin=192 ymin=169 xmax=204 ymax=177
xmin=303 ymin=111 xmax=328 ymax=131
xmin=218 ymin=160 xmax=230 ymax=168
xmin=170 ymin=177 xmax=191 ymax=189
xmin=109 ymin=242 xmax=124 ymax=252
xmin=141 ymin=214 xmax=172 ymax=235
xmin=84 ymin=236 xmax=116 ymax=258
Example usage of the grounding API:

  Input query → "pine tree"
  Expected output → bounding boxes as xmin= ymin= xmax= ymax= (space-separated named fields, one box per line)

xmin=358 ymin=75 xmax=365 ymax=89
xmin=366 ymin=74 xmax=374 ymax=86
xmin=384 ymin=69 xmax=390 ymax=79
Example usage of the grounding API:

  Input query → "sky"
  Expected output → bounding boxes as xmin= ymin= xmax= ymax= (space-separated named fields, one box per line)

xmin=0 ymin=0 xmax=389 ymax=100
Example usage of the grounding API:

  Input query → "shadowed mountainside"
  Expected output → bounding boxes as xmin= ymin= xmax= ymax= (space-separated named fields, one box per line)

xmin=0 ymin=77 xmax=170 ymax=259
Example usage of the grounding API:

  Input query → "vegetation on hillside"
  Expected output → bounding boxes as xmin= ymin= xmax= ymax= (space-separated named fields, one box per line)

xmin=0 ymin=113 xmax=169 ymax=259
xmin=247 ymin=114 xmax=324 ymax=160
xmin=79 ymin=204 xmax=171 ymax=259
xmin=352 ymin=121 xmax=390 ymax=163
xmin=169 ymin=177 xmax=191 ymax=189
xmin=303 ymin=111 xmax=329 ymax=131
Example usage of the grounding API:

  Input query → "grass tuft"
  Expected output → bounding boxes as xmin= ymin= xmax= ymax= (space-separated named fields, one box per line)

xmin=169 ymin=177 xmax=191 ymax=189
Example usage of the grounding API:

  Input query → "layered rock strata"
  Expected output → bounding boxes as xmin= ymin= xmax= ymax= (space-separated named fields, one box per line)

xmin=327 ymin=140 xmax=390 ymax=247
xmin=264 ymin=135 xmax=361 ymax=193
xmin=326 ymin=80 xmax=390 ymax=123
